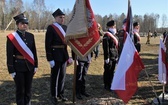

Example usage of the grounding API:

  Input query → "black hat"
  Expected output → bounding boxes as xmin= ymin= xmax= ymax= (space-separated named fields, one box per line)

xmin=107 ymin=20 xmax=115 ymax=27
xmin=123 ymin=18 xmax=127 ymax=24
xmin=133 ymin=22 xmax=139 ymax=27
xmin=13 ymin=13 xmax=28 ymax=24
xmin=52 ymin=8 xmax=65 ymax=17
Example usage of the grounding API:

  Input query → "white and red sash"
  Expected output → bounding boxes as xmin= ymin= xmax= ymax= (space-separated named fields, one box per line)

xmin=7 ymin=32 xmax=34 ymax=65
xmin=134 ymin=32 xmax=140 ymax=42
xmin=105 ymin=32 xmax=119 ymax=49
xmin=51 ymin=23 xmax=66 ymax=44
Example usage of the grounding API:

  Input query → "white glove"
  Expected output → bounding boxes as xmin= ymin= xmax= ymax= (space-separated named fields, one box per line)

xmin=67 ymin=57 xmax=73 ymax=66
xmin=10 ymin=72 xmax=16 ymax=78
xmin=76 ymin=60 xmax=79 ymax=66
xmin=34 ymin=68 xmax=38 ymax=73
xmin=105 ymin=58 xmax=109 ymax=64
xmin=49 ymin=60 xmax=55 ymax=68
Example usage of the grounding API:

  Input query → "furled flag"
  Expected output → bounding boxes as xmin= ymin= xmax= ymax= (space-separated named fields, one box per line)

xmin=125 ymin=0 xmax=133 ymax=40
xmin=158 ymin=38 xmax=167 ymax=84
xmin=111 ymin=34 xmax=145 ymax=103
xmin=65 ymin=0 xmax=100 ymax=58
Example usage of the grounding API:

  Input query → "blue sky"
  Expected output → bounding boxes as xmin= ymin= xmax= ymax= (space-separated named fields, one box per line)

xmin=24 ymin=0 xmax=168 ymax=16
xmin=24 ymin=0 xmax=168 ymax=27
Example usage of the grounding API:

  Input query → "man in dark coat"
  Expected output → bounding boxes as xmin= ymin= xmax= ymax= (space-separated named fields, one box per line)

xmin=133 ymin=22 xmax=141 ymax=53
xmin=72 ymin=51 xmax=92 ymax=100
xmin=45 ymin=8 xmax=70 ymax=104
xmin=163 ymin=30 xmax=167 ymax=42
xmin=6 ymin=13 xmax=38 ymax=105
xmin=102 ymin=20 xmax=118 ymax=91
xmin=117 ymin=18 xmax=127 ymax=57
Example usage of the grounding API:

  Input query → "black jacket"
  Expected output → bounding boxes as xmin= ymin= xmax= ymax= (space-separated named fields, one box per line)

xmin=6 ymin=30 xmax=38 ymax=73
xmin=103 ymin=30 xmax=118 ymax=61
xmin=45 ymin=23 xmax=69 ymax=62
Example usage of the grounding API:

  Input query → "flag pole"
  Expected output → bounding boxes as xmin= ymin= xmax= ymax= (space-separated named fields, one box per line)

xmin=162 ymin=84 xmax=165 ymax=102
xmin=72 ymin=54 xmax=77 ymax=103
xmin=161 ymin=72 xmax=166 ymax=102
xmin=144 ymin=69 xmax=160 ymax=104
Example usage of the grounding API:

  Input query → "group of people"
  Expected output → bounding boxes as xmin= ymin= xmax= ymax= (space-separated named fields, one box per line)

xmin=6 ymin=8 xmax=141 ymax=105
xmin=6 ymin=8 xmax=71 ymax=105
xmin=102 ymin=19 xmax=141 ymax=91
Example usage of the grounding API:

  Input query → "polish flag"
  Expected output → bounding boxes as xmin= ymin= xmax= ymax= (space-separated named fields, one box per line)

xmin=158 ymin=38 xmax=167 ymax=84
xmin=111 ymin=34 xmax=144 ymax=103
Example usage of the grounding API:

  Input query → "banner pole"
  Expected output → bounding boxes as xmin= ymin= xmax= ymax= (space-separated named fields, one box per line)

xmin=72 ymin=54 xmax=77 ymax=103
xmin=144 ymin=69 xmax=160 ymax=104
xmin=162 ymin=84 xmax=165 ymax=102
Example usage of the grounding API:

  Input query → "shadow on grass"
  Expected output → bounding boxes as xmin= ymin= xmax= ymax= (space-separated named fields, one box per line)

xmin=0 ymin=72 xmax=163 ymax=105
xmin=0 ymin=74 xmax=108 ymax=105
xmin=0 ymin=51 xmax=163 ymax=105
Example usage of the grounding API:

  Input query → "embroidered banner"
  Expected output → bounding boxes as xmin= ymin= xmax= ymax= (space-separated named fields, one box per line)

xmin=66 ymin=0 xmax=100 ymax=58
xmin=65 ymin=0 xmax=88 ymax=39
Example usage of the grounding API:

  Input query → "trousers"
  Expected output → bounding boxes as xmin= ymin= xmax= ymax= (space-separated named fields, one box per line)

xmin=14 ymin=70 xmax=34 ymax=105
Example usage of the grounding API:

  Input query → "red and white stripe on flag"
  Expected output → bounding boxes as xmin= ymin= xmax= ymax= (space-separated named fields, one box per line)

xmin=158 ymin=38 xmax=167 ymax=84
xmin=111 ymin=34 xmax=144 ymax=103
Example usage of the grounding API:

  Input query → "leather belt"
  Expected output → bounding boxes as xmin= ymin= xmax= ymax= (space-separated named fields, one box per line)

xmin=51 ymin=45 xmax=65 ymax=48
xmin=15 ymin=55 xmax=25 ymax=59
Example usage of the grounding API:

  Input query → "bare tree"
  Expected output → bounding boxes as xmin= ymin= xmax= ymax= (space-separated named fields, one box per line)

xmin=102 ymin=15 xmax=108 ymax=30
xmin=161 ymin=14 xmax=168 ymax=28
xmin=0 ymin=0 xmax=6 ymax=30
xmin=0 ymin=0 xmax=165 ymax=33
xmin=95 ymin=14 xmax=103 ymax=27
xmin=154 ymin=14 xmax=160 ymax=29
xmin=5 ymin=0 xmax=23 ymax=31
xmin=33 ymin=0 xmax=46 ymax=32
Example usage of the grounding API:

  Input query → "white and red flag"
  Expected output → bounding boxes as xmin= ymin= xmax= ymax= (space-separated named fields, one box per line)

xmin=158 ymin=38 xmax=167 ymax=84
xmin=65 ymin=0 xmax=100 ymax=58
xmin=111 ymin=34 xmax=144 ymax=103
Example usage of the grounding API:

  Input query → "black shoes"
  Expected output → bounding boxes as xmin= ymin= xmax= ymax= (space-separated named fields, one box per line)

xmin=76 ymin=92 xmax=90 ymax=100
xmin=51 ymin=95 xmax=68 ymax=104
xmin=104 ymin=85 xmax=112 ymax=91
xmin=76 ymin=93 xmax=83 ymax=100
xmin=58 ymin=94 xmax=68 ymax=101
xmin=51 ymin=97 xmax=58 ymax=105
xmin=81 ymin=92 xmax=90 ymax=97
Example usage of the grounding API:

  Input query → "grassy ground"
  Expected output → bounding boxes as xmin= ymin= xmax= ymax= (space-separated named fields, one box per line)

xmin=0 ymin=31 xmax=164 ymax=105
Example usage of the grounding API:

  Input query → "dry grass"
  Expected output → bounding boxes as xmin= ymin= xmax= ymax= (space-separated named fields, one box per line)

xmin=0 ymin=31 xmax=163 ymax=105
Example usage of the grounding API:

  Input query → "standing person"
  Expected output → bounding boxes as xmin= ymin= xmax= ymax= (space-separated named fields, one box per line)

xmin=102 ymin=20 xmax=118 ymax=91
xmin=164 ymin=35 xmax=168 ymax=83
xmin=133 ymin=22 xmax=141 ymax=53
xmin=6 ymin=13 xmax=38 ymax=105
xmin=93 ymin=23 xmax=104 ymax=60
xmin=163 ymin=30 xmax=167 ymax=42
xmin=146 ymin=30 xmax=152 ymax=44
xmin=45 ymin=8 xmax=70 ymax=104
xmin=153 ymin=30 xmax=157 ymax=38
xmin=72 ymin=51 xmax=92 ymax=100
xmin=117 ymin=18 xmax=127 ymax=57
